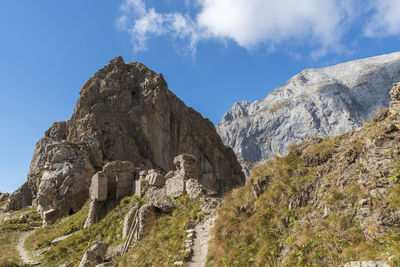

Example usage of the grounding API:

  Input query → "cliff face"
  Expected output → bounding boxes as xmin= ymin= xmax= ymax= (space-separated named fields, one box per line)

xmin=208 ymin=83 xmax=400 ymax=266
xmin=6 ymin=57 xmax=244 ymax=224
xmin=217 ymin=52 xmax=400 ymax=164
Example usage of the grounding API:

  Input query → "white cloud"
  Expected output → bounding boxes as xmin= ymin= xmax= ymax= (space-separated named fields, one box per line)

xmin=119 ymin=0 xmax=398 ymax=57
xmin=364 ymin=0 xmax=400 ymax=37
xmin=117 ymin=0 xmax=200 ymax=53
xmin=197 ymin=0 xmax=348 ymax=48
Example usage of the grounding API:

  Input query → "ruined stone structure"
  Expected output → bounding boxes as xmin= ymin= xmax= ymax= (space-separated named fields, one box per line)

xmin=84 ymin=161 xmax=141 ymax=228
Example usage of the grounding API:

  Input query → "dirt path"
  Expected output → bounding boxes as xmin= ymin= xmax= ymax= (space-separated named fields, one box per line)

xmin=188 ymin=214 xmax=215 ymax=267
xmin=17 ymin=230 xmax=39 ymax=265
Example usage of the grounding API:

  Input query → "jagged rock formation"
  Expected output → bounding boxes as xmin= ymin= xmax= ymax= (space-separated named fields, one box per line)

xmin=208 ymin=83 xmax=400 ymax=266
xmin=6 ymin=57 xmax=244 ymax=224
xmin=217 ymin=52 xmax=400 ymax=165
xmin=120 ymin=154 xmax=207 ymax=241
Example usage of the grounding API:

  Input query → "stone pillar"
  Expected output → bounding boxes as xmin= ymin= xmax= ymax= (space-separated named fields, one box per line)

xmin=116 ymin=172 xmax=135 ymax=200
xmin=90 ymin=172 xmax=107 ymax=201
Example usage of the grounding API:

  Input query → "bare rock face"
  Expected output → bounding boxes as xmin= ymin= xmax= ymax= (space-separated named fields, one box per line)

xmin=217 ymin=52 xmax=400 ymax=167
xmin=7 ymin=57 xmax=244 ymax=224
xmin=67 ymin=57 xmax=243 ymax=197
xmin=4 ymin=182 xmax=32 ymax=211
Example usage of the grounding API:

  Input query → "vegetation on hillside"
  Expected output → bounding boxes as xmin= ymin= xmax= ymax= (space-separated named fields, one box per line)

xmin=208 ymin=110 xmax=400 ymax=266
xmin=25 ymin=197 xmax=139 ymax=266
xmin=0 ymin=205 xmax=41 ymax=267
xmin=22 ymin=194 xmax=205 ymax=266
xmin=117 ymin=195 xmax=205 ymax=266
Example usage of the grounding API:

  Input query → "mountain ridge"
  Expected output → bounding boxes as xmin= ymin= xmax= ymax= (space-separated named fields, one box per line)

xmin=217 ymin=51 xmax=400 ymax=167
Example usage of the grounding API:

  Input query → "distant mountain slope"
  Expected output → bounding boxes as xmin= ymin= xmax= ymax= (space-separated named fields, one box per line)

xmin=208 ymin=83 xmax=400 ymax=266
xmin=217 ymin=52 xmax=400 ymax=163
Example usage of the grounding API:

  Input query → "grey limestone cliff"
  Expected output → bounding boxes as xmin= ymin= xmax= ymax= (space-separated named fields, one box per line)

xmin=217 ymin=52 xmax=400 ymax=166
xmin=6 ymin=57 xmax=244 ymax=224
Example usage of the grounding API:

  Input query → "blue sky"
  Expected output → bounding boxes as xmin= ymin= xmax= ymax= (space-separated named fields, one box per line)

xmin=1 ymin=0 xmax=400 ymax=193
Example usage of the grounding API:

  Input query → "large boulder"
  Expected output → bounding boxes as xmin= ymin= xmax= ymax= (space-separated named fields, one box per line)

xmin=146 ymin=188 xmax=175 ymax=212
xmin=79 ymin=241 xmax=109 ymax=267
xmin=7 ymin=57 xmax=244 ymax=224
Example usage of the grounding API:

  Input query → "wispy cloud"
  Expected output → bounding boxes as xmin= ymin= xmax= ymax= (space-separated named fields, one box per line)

xmin=117 ymin=0 xmax=201 ymax=53
xmin=116 ymin=0 xmax=399 ymax=57
xmin=364 ymin=0 xmax=400 ymax=37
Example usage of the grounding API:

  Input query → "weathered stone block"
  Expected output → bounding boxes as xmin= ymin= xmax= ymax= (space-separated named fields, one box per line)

xmin=185 ymin=179 xmax=203 ymax=199
xmin=146 ymin=170 xmax=166 ymax=187
xmin=103 ymin=161 xmax=134 ymax=173
xmin=133 ymin=178 xmax=141 ymax=197
xmin=165 ymin=175 xmax=185 ymax=198
xmin=90 ymin=172 xmax=108 ymax=201
xmin=116 ymin=172 xmax=134 ymax=200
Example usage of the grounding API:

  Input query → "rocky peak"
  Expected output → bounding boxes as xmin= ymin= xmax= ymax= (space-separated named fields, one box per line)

xmin=6 ymin=57 xmax=244 ymax=224
xmin=217 ymin=52 xmax=400 ymax=165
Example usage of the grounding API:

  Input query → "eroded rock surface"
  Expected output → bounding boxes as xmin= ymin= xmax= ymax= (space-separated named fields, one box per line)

xmin=7 ymin=57 xmax=244 ymax=224
xmin=79 ymin=241 xmax=109 ymax=267
xmin=218 ymin=52 xmax=400 ymax=167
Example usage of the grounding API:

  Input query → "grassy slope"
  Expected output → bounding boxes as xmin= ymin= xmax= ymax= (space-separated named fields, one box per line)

xmin=26 ymin=196 xmax=140 ymax=267
xmin=0 ymin=232 xmax=20 ymax=267
xmin=0 ymin=205 xmax=41 ymax=267
xmin=208 ymin=115 xmax=400 ymax=266
xmin=24 ymin=194 xmax=204 ymax=267
xmin=117 ymin=195 xmax=203 ymax=266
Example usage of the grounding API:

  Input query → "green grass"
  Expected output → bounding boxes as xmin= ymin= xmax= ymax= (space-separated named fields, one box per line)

xmin=0 ymin=206 xmax=42 ymax=266
xmin=117 ymin=195 xmax=203 ymax=267
xmin=26 ymin=196 xmax=140 ymax=266
xmin=207 ymin=122 xmax=400 ymax=266
xmin=0 ymin=232 xmax=21 ymax=267
xmin=0 ymin=206 xmax=41 ymax=233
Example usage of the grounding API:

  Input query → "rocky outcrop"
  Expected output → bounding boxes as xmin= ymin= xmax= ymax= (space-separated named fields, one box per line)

xmin=119 ymin=153 xmax=209 ymax=248
xmin=4 ymin=182 xmax=32 ymax=211
xmin=79 ymin=241 xmax=109 ymax=267
xmin=166 ymin=154 xmax=203 ymax=198
xmin=67 ymin=56 xmax=243 ymax=196
xmin=217 ymin=52 xmax=400 ymax=166
xmin=0 ymin=193 xmax=9 ymax=203
xmin=7 ymin=57 xmax=244 ymax=224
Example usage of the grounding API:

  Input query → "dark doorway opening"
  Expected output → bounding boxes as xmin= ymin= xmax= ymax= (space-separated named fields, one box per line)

xmin=69 ymin=208 xmax=75 ymax=215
